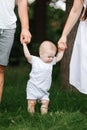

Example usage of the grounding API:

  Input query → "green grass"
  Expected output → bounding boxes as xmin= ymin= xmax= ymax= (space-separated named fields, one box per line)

xmin=0 ymin=65 xmax=87 ymax=130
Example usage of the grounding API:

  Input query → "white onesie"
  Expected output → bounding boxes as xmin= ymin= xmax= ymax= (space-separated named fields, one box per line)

xmin=26 ymin=56 xmax=56 ymax=100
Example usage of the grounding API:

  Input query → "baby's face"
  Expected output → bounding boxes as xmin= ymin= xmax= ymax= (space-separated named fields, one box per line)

xmin=40 ymin=49 xmax=56 ymax=63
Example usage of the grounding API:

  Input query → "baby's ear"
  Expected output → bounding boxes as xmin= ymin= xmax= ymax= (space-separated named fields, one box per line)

xmin=39 ymin=51 xmax=42 ymax=57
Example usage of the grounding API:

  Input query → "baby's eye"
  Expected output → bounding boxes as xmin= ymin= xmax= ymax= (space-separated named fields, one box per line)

xmin=48 ymin=56 xmax=51 ymax=58
xmin=48 ymin=56 xmax=54 ymax=58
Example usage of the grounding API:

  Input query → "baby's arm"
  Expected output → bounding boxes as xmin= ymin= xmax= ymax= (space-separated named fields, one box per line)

xmin=56 ymin=51 xmax=64 ymax=63
xmin=22 ymin=43 xmax=32 ymax=62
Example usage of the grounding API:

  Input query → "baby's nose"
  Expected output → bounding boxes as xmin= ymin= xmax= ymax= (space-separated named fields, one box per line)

xmin=50 ymin=57 xmax=53 ymax=60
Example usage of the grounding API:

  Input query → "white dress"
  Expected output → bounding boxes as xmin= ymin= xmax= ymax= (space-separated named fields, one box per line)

xmin=69 ymin=0 xmax=87 ymax=94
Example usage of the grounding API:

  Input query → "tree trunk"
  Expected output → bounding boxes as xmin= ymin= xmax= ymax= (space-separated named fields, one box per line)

xmin=33 ymin=0 xmax=50 ymax=42
xmin=61 ymin=0 xmax=79 ymax=91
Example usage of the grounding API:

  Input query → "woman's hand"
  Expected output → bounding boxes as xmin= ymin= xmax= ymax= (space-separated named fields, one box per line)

xmin=58 ymin=36 xmax=67 ymax=52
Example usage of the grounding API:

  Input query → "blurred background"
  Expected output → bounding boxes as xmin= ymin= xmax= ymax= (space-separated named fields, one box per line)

xmin=1 ymin=2 xmax=87 ymax=129
xmin=10 ymin=0 xmax=66 ymax=65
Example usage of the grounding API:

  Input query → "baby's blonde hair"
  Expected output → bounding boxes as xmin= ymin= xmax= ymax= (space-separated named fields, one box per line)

xmin=39 ymin=40 xmax=57 ymax=54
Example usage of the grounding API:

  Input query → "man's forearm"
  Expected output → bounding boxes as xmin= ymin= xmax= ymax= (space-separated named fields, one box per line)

xmin=17 ymin=0 xmax=29 ymax=30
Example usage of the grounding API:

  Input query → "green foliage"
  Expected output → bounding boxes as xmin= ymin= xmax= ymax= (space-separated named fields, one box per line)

xmin=46 ymin=6 xmax=65 ymax=43
xmin=10 ymin=4 xmax=66 ymax=65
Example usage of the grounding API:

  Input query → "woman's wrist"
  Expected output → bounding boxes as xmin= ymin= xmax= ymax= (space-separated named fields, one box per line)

xmin=61 ymin=33 xmax=67 ymax=38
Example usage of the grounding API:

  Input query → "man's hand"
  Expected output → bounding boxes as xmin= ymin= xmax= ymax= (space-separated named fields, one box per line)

xmin=20 ymin=28 xmax=32 ymax=44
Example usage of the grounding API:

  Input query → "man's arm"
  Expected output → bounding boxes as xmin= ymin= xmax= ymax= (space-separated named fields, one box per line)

xmin=17 ymin=0 xmax=32 ymax=44
xmin=23 ymin=43 xmax=32 ymax=62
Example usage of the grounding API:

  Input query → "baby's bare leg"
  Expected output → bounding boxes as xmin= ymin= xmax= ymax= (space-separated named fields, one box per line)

xmin=41 ymin=100 xmax=49 ymax=115
xmin=27 ymin=99 xmax=36 ymax=114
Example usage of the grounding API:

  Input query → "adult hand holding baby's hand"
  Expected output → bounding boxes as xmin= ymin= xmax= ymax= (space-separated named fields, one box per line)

xmin=58 ymin=36 xmax=67 ymax=52
xmin=20 ymin=29 xmax=32 ymax=44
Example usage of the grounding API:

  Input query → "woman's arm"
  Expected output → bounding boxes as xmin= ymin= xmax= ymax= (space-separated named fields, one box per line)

xmin=58 ymin=0 xmax=83 ymax=50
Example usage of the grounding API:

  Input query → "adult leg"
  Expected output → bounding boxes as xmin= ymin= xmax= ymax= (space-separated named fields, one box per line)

xmin=41 ymin=100 xmax=49 ymax=115
xmin=27 ymin=99 xmax=36 ymax=113
xmin=0 ymin=65 xmax=5 ymax=103
xmin=0 ymin=29 xmax=15 ymax=103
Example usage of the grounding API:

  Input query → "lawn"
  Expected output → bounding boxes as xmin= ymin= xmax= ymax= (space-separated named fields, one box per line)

xmin=0 ymin=64 xmax=87 ymax=130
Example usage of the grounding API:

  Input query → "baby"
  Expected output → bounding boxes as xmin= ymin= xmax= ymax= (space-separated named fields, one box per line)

xmin=23 ymin=40 xmax=64 ymax=114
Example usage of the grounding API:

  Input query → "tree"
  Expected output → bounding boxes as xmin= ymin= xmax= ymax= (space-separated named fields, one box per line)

xmin=33 ymin=0 xmax=51 ymax=42
xmin=60 ymin=0 xmax=79 ymax=91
